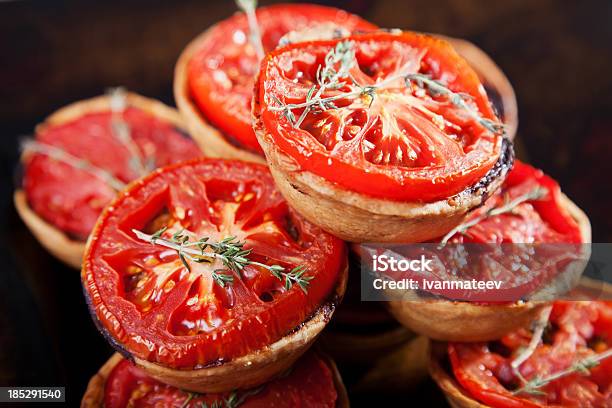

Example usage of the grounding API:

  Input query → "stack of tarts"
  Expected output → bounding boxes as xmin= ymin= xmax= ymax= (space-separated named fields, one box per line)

xmin=12 ymin=1 xmax=605 ymax=406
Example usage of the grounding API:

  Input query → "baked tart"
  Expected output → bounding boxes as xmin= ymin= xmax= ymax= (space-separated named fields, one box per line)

xmin=174 ymin=3 xmax=375 ymax=162
xmin=81 ymin=159 xmax=347 ymax=393
xmin=15 ymin=90 xmax=202 ymax=268
xmin=387 ymin=161 xmax=591 ymax=341
xmin=253 ymin=31 xmax=513 ymax=242
xmin=430 ymin=300 xmax=612 ymax=407
xmin=81 ymin=351 xmax=348 ymax=407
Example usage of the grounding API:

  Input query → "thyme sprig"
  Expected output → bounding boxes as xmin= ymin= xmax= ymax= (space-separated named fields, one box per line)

xmin=235 ymin=0 xmax=264 ymax=61
xmin=404 ymin=73 xmax=504 ymax=134
xmin=133 ymin=228 xmax=313 ymax=292
xmin=511 ymin=305 xmax=553 ymax=378
xmin=269 ymin=41 xmax=504 ymax=136
xmin=108 ymin=87 xmax=154 ymax=176
xmin=513 ymin=348 xmax=612 ymax=396
xmin=440 ymin=186 xmax=548 ymax=244
xmin=21 ymin=139 xmax=126 ymax=191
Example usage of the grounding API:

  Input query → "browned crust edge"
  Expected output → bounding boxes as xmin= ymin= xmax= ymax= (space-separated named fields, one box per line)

xmin=120 ymin=262 xmax=347 ymax=393
xmin=15 ymin=92 xmax=189 ymax=269
xmin=387 ymin=193 xmax=592 ymax=342
xmin=81 ymin=351 xmax=349 ymax=408
xmin=173 ymin=26 xmax=265 ymax=164
xmin=440 ymin=35 xmax=518 ymax=141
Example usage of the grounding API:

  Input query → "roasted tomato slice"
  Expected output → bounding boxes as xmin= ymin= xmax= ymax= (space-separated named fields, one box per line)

xmin=23 ymin=107 xmax=201 ymax=240
xmin=449 ymin=301 xmax=612 ymax=407
xmin=104 ymin=352 xmax=339 ymax=408
xmin=83 ymin=159 xmax=345 ymax=368
xmin=445 ymin=160 xmax=583 ymax=244
xmin=188 ymin=3 xmax=376 ymax=154
xmin=256 ymin=31 xmax=505 ymax=202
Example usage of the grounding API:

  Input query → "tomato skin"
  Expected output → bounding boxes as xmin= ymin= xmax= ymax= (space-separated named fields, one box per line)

xmin=188 ymin=3 xmax=376 ymax=154
xmin=83 ymin=159 xmax=346 ymax=368
xmin=104 ymin=352 xmax=338 ymax=408
xmin=257 ymin=31 xmax=504 ymax=202
xmin=23 ymin=108 xmax=201 ymax=240
xmin=449 ymin=301 xmax=612 ymax=408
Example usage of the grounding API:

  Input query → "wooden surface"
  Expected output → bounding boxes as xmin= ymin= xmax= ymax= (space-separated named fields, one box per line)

xmin=1 ymin=0 xmax=611 ymax=406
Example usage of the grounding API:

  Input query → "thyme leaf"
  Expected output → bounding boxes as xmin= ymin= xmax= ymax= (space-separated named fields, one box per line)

xmin=132 ymin=228 xmax=312 ymax=292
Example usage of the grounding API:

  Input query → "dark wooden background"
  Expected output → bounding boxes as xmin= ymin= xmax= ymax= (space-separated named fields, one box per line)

xmin=1 ymin=0 xmax=611 ymax=405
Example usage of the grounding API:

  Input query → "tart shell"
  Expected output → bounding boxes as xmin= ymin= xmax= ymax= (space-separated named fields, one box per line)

xmin=386 ymin=193 xmax=592 ymax=342
xmin=174 ymin=26 xmax=265 ymax=164
xmin=15 ymin=92 xmax=191 ymax=269
xmin=86 ymin=262 xmax=348 ymax=394
xmin=81 ymin=351 xmax=349 ymax=408
xmin=254 ymin=92 xmax=512 ymax=243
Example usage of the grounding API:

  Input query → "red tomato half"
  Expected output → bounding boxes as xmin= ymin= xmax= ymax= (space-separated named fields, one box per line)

xmin=82 ymin=159 xmax=345 ymax=368
xmin=446 ymin=160 xmax=582 ymax=244
xmin=188 ymin=4 xmax=376 ymax=154
xmin=449 ymin=301 xmax=612 ymax=407
xmin=256 ymin=31 xmax=505 ymax=202
xmin=104 ymin=352 xmax=338 ymax=408
xmin=23 ymin=108 xmax=201 ymax=239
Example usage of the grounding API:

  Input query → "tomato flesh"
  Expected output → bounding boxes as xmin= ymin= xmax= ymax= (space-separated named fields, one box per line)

xmin=449 ymin=301 xmax=612 ymax=407
xmin=446 ymin=161 xmax=583 ymax=244
xmin=104 ymin=352 xmax=338 ymax=408
xmin=188 ymin=4 xmax=376 ymax=154
xmin=23 ymin=108 xmax=201 ymax=240
xmin=257 ymin=32 xmax=504 ymax=202
xmin=83 ymin=159 xmax=345 ymax=368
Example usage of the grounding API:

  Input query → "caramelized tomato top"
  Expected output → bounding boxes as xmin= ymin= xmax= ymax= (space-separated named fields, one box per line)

xmin=256 ymin=32 xmax=504 ymax=202
xmin=23 ymin=108 xmax=201 ymax=240
xmin=188 ymin=3 xmax=375 ymax=154
xmin=449 ymin=301 xmax=612 ymax=407
xmin=83 ymin=159 xmax=345 ymax=368
xmin=445 ymin=161 xmax=583 ymax=244
xmin=104 ymin=352 xmax=338 ymax=408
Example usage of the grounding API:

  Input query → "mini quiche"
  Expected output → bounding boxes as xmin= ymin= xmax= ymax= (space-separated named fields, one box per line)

xmin=175 ymin=3 xmax=376 ymax=163
xmin=81 ymin=159 xmax=347 ymax=393
xmin=253 ymin=31 xmax=513 ymax=243
xmin=387 ymin=161 xmax=591 ymax=341
xmin=430 ymin=301 xmax=612 ymax=408
xmin=15 ymin=90 xmax=202 ymax=268
xmin=81 ymin=352 xmax=348 ymax=407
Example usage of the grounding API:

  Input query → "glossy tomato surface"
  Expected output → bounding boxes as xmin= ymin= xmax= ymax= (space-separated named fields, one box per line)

xmin=449 ymin=301 xmax=612 ymax=407
xmin=188 ymin=3 xmax=376 ymax=154
xmin=83 ymin=159 xmax=345 ymax=368
xmin=256 ymin=31 xmax=505 ymax=202
xmin=23 ymin=108 xmax=201 ymax=240
xmin=104 ymin=352 xmax=338 ymax=408
xmin=445 ymin=160 xmax=583 ymax=244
